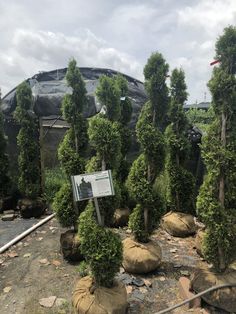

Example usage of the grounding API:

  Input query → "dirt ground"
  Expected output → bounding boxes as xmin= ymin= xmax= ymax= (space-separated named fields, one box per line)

xmin=0 ymin=217 xmax=228 ymax=314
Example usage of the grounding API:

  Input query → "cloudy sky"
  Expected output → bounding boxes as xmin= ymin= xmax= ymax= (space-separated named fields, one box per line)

xmin=0 ymin=0 xmax=235 ymax=102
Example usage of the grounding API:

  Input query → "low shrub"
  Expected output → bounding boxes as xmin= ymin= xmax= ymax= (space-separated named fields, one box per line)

xmin=79 ymin=203 xmax=123 ymax=287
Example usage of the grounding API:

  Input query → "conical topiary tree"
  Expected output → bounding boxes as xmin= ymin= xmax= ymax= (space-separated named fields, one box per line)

xmin=165 ymin=68 xmax=195 ymax=213
xmin=197 ymin=26 xmax=236 ymax=272
xmin=0 ymin=92 xmax=10 ymax=198
xmin=87 ymin=74 xmax=122 ymax=226
xmin=78 ymin=202 xmax=123 ymax=288
xmin=114 ymin=75 xmax=133 ymax=207
xmin=127 ymin=52 xmax=169 ymax=242
xmin=14 ymin=81 xmax=41 ymax=199
xmin=53 ymin=59 xmax=88 ymax=230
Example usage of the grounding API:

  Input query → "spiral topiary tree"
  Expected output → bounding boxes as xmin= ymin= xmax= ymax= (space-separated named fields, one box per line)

xmin=86 ymin=74 xmax=124 ymax=226
xmin=197 ymin=26 xmax=236 ymax=272
xmin=165 ymin=68 xmax=195 ymax=213
xmin=14 ymin=81 xmax=41 ymax=199
xmin=53 ymin=58 xmax=88 ymax=230
xmin=127 ymin=52 xmax=169 ymax=242
xmin=0 ymin=92 xmax=10 ymax=199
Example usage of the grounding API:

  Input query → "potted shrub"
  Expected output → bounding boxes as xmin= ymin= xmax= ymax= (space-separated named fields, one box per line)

xmin=72 ymin=203 xmax=127 ymax=314
xmin=162 ymin=68 xmax=196 ymax=237
xmin=124 ymin=52 xmax=169 ymax=274
xmin=53 ymin=59 xmax=88 ymax=261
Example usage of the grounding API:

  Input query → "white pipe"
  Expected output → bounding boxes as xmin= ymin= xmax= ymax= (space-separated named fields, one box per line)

xmin=0 ymin=213 xmax=55 ymax=254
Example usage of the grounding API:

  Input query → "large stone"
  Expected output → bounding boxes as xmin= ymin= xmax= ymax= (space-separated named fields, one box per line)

xmin=1 ymin=214 xmax=15 ymax=221
xmin=113 ymin=208 xmax=130 ymax=227
xmin=60 ymin=230 xmax=83 ymax=262
xmin=18 ymin=198 xmax=46 ymax=218
xmin=72 ymin=276 xmax=127 ymax=314
xmin=190 ymin=268 xmax=236 ymax=313
xmin=122 ymin=238 xmax=162 ymax=274
xmin=161 ymin=211 xmax=196 ymax=237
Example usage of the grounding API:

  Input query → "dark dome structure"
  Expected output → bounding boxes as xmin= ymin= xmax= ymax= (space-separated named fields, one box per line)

xmin=2 ymin=67 xmax=147 ymax=129
xmin=1 ymin=67 xmax=147 ymax=169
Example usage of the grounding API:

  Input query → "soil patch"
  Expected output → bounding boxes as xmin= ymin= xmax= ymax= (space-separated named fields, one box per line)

xmin=0 ymin=219 xmax=228 ymax=313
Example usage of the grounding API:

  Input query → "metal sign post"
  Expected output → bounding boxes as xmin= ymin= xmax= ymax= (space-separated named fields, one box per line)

xmin=71 ymin=170 xmax=115 ymax=227
xmin=93 ymin=197 xmax=103 ymax=226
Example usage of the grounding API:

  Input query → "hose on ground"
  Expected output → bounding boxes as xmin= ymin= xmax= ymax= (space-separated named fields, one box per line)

xmin=155 ymin=282 xmax=236 ymax=314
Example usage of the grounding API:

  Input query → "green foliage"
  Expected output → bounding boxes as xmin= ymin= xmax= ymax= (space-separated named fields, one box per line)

xmin=53 ymin=182 xmax=76 ymax=227
xmin=58 ymin=129 xmax=85 ymax=177
xmin=0 ymin=101 xmax=10 ymax=197
xmin=166 ymin=161 xmax=195 ymax=213
xmin=143 ymin=52 xmax=169 ymax=129
xmin=55 ymin=59 xmax=88 ymax=228
xmin=79 ymin=203 xmax=123 ymax=287
xmin=136 ymin=102 xmax=165 ymax=178
xmin=115 ymin=74 xmax=132 ymax=125
xmin=14 ymin=81 xmax=41 ymax=199
xmin=215 ymin=25 xmax=236 ymax=74
xmin=53 ymin=182 xmax=87 ymax=228
xmin=96 ymin=75 xmax=121 ymax=122
xmin=62 ymin=59 xmax=87 ymax=121
xmin=88 ymin=115 xmax=121 ymax=170
xmin=98 ymin=179 xmax=121 ymax=226
xmin=76 ymin=261 xmax=90 ymax=277
xmin=126 ymin=154 xmax=154 ymax=206
xmin=186 ymin=107 xmax=214 ymax=133
xmin=165 ymin=68 xmax=195 ymax=214
xmin=197 ymin=26 xmax=236 ymax=272
xmin=44 ymin=167 xmax=67 ymax=203
xmin=208 ymin=67 xmax=236 ymax=116
xmin=116 ymin=123 xmax=132 ymax=157
xmin=129 ymin=204 xmax=159 ymax=243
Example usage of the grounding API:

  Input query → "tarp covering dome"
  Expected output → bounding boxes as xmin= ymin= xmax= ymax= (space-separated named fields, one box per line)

xmin=2 ymin=67 xmax=147 ymax=129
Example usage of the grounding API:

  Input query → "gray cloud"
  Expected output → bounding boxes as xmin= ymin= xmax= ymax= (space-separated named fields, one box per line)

xmin=0 ymin=0 xmax=235 ymax=103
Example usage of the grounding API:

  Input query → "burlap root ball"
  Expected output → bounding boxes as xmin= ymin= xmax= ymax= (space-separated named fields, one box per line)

xmin=72 ymin=276 xmax=127 ymax=314
xmin=122 ymin=237 xmax=162 ymax=274
xmin=60 ymin=230 xmax=83 ymax=262
xmin=161 ymin=211 xmax=196 ymax=237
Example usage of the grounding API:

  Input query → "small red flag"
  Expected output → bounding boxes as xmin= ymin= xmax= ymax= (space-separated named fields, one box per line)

xmin=210 ymin=60 xmax=220 ymax=66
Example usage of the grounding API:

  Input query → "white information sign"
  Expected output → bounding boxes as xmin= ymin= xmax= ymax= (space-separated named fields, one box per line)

xmin=71 ymin=170 xmax=114 ymax=202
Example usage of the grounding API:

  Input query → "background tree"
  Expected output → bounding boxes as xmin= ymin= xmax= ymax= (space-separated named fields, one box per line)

xmin=0 ymin=92 xmax=10 ymax=197
xmin=14 ymin=81 xmax=41 ymax=199
xmin=53 ymin=59 xmax=88 ymax=229
xmin=197 ymin=26 xmax=236 ymax=271
xmin=127 ymin=52 xmax=169 ymax=242
xmin=165 ymin=68 xmax=195 ymax=213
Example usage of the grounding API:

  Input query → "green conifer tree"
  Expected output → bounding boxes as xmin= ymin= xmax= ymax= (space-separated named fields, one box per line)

xmin=14 ymin=82 xmax=41 ymax=199
xmin=165 ymin=68 xmax=195 ymax=213
xmin=0 ymin=93 xmax=10 ymax=197
xmin=53 ymin=59 xmax=88 ymax=229
xmin=127 ymin=52 xmax=169 ymax=242
xmin=87 ymin=75 xmax=123 ymax=226
xmin=197 ymin=26 xmax=236 ymax=271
